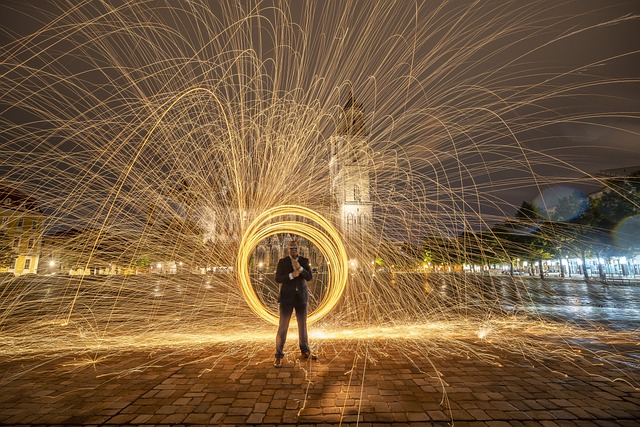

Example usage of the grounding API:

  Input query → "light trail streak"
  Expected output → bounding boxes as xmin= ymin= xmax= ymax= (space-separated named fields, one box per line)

xmin=237 ymin=204 xmax=348 ymax=325
xmin=0 ymin=0 xmax=638 ymax=402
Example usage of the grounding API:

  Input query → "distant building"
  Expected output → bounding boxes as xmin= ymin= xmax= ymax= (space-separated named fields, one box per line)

xmin=44 ymin=95 xmax=378 ymax=276
xmin=41 ymin=227 xmax=144 ymax=276
xmin=0 ymin=184 xmax=45 ymax=275
xmin=588 ymin=165 xmax=640 ymax=202
xmin=329 ymin=94 xmax=375 ymax=268
xmin=594 ymin=166 xmax=640 ymax=179
xmin=329 ymin=94 xmax=373 ymax=241
xmin=145 ymin=179 xmax=325 ymax=274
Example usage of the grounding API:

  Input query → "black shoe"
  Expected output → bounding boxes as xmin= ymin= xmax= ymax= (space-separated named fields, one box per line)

xmin=274 ymin=358 xmax=283 ymax=368
xmin=301 ymin=352 xmax=317 ymax=360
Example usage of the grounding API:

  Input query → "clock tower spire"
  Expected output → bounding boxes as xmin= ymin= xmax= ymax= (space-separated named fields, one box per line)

xmin=329 ymin=93 xmax=373 ymax=264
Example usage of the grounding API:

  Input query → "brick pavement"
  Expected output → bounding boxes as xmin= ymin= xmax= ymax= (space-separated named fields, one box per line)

xmin=0 ymin=342 xmax=638 ymax=427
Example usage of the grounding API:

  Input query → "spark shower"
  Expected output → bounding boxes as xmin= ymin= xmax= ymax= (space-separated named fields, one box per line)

xmin=0 ymin=0 xmax=638 ymax=386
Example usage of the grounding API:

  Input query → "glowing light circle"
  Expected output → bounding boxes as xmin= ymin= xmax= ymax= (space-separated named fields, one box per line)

xmin=237 ymin=205 xmax=348 ymax=325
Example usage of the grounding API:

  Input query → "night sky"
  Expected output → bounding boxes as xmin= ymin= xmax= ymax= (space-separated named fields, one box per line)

xmin=1 ymin=1 xmax=639 ymax=227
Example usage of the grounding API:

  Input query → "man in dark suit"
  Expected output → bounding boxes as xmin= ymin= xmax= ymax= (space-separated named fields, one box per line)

xmin=273 ymin=240 xmax=313 ymax=367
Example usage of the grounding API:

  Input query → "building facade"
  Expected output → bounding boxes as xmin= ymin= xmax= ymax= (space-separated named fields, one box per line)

xmin=0 ymin=185 xmax=45 ymax=275
xmin=329 ymin=96 xmax=373 ymax=241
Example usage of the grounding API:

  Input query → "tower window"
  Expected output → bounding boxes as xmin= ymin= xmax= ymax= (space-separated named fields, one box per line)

xmin=346 ymin=213 xmax=355 ymax=234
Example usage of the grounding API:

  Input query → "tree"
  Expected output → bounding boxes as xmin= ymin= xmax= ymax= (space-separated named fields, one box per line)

xmin=395 ymin=242 xmax=422 ymax=270
xmin=423 ymin=233 xmax=457 ymax=268
xmin=478 ymin=173 xmax=639 ymax=280
xmin=535 ymin=175 xmax=639 ymax=279
xmin=598 ymin=176 xmax=640 ymax=225
xmin=489 ymin=202 xmax=554 ymax=277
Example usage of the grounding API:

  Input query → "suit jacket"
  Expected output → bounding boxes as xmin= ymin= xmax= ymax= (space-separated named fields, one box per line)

xmin=275 ymin=255 xmax=312 ymax=306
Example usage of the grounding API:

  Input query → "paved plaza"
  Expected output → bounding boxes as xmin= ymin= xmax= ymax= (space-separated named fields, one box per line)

xmin=0 ymin=340 xmax=638 ymax=427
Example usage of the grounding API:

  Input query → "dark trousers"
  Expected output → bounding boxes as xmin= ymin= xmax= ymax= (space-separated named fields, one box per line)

xmin=275 ymin=293 xmax=310 ymax=359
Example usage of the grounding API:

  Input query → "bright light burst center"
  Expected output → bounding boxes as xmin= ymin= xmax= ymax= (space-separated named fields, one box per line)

xmin=237 ymin=205 xmax=348 ymax=325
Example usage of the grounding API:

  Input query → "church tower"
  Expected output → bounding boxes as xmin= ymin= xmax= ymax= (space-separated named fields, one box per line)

xmin=329 ymin=94 xmax=373 ymax=258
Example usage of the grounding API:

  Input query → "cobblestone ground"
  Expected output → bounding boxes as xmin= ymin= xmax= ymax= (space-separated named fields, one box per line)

xmin=0 ymin=342 xmax=638 ymax=427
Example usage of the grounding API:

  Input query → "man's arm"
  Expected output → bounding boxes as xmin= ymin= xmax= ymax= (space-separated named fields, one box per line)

xmin=299 ymin=257 xmax=312 ymax=281
xmin=275 ymin=259 xmax=290 ymax=284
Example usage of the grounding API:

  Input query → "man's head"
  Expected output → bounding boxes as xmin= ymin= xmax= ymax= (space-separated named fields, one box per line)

xmin=288 ymin=240 xmax=299 ymax=258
